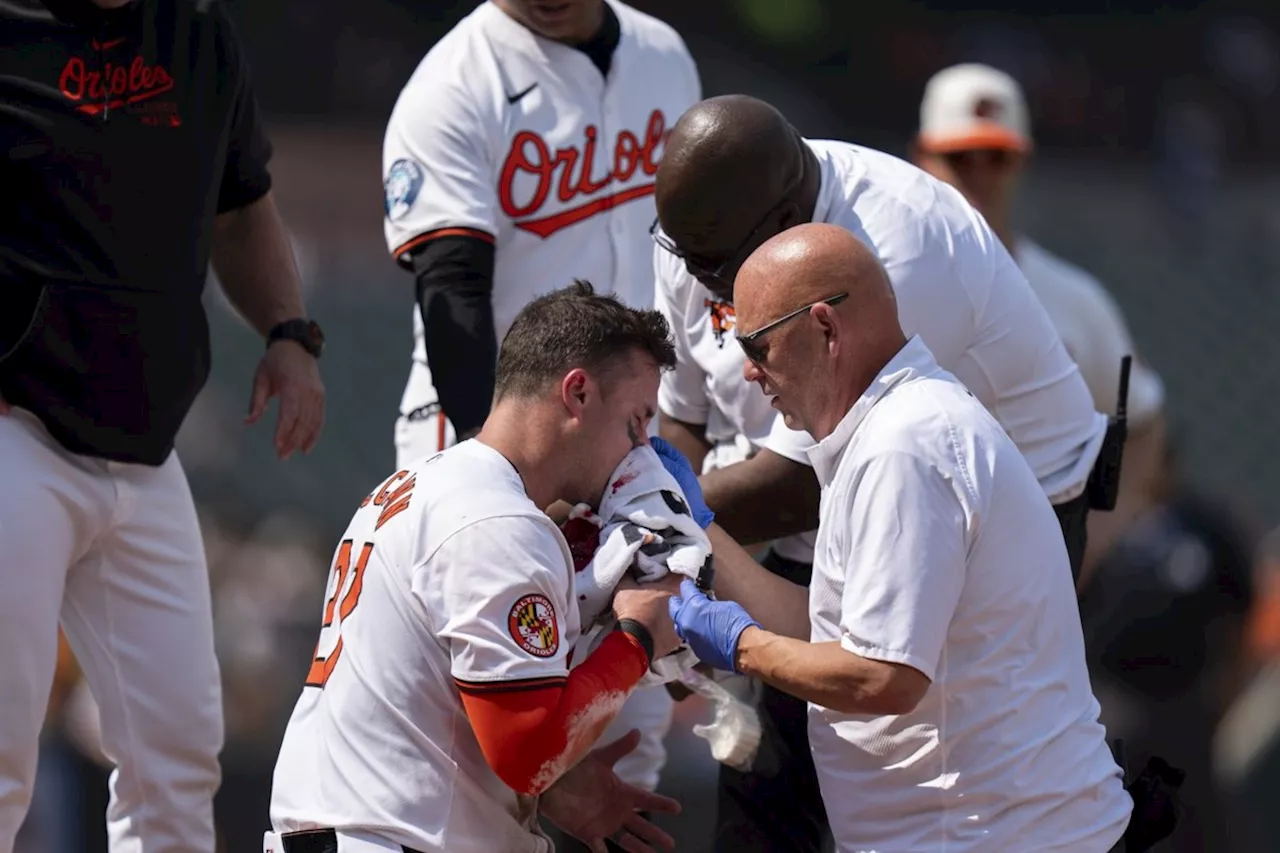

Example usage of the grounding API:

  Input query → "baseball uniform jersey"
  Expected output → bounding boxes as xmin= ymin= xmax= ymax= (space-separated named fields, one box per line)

xmin=270 ymin=440 xmax=582 ymax=853
xmin=656 ymin=139 xmax=1108 ymax=565
xmin=1016 ymin=238 xmax=1164 ymax=426
xmin=383 ymin=0 xmax=700 ymax=459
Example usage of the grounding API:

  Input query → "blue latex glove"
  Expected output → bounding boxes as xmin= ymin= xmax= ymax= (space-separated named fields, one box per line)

xmin=668 ymin=578 xmax=760 ymax=673
xmin=648 ymin=436 xmax=715 ymax=529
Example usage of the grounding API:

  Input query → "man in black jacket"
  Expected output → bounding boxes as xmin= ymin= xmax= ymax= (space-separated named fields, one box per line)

xmin=0 ymin=1 xmax=325 ymax=849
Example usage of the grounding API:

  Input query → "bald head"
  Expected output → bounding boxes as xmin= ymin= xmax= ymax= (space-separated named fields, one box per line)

xmin=653 ymin=96 xmax=818 ymax=298
xmin=736 ymin=224 xmax=906 ymax=440
xmin=658 ymin=95 xmax=797 ymax=211
xmin=736 ymin=224 xmax=898 ymax=336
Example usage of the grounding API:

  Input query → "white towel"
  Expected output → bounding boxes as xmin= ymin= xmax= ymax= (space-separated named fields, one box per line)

xmin=561 ymin=445 xmax=709 ymax=685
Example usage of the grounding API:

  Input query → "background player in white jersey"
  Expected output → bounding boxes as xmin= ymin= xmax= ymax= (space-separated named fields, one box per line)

xmin=382 ymin=0 xmax=699 ymax=460
xmin=649 ymin=95 xmax=1108 ymax=852
xmin=910 ymin=62 xmax=1167 ymax=588
xmin=269 ymin=282 xmax=691 ymax=853
xmin=380 ymin=0 xmax=701 ymax=801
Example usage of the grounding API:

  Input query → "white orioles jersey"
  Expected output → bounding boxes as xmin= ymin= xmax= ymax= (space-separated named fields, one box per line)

xmin=383 ymin=0 xmax=700 ymax=455
xmin=269 ymin=441 xmax=581 ymax=853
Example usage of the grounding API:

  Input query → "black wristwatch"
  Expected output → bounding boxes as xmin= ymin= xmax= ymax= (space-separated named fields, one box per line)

xmin=267 ymin=318 xmax=325 ymax=359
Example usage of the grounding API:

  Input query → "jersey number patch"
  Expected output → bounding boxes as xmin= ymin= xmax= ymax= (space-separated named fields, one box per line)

xmin=305 ymin=539 xmax=374 ymax=688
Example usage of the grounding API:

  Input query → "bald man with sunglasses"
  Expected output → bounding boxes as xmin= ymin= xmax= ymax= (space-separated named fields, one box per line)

xmin=650 ymin=94 xmax=1107 ymax=853
xmin=666 ymin=222 xmax=1131 ymax=853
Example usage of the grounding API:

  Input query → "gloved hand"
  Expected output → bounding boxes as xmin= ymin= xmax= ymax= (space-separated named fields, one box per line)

xmin=649 ymin=436 xmax=715 ymax=529
xmin=668 ymin=578 xmax=759 ymax=673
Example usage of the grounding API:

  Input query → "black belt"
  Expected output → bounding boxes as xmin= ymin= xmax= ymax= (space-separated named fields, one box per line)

xmin=280 ymin=829 xmax=424 ymax=853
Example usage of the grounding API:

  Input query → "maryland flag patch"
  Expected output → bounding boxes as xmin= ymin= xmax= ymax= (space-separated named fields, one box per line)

xmin=507 ymin=594 xmax=560 ymax=658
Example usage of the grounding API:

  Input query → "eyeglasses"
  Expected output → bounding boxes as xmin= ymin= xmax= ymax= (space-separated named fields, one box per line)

xmin=649 ymin=170 xmax=805 ymax=284
xmin=737 ymin=292 xmax=849 ymax=363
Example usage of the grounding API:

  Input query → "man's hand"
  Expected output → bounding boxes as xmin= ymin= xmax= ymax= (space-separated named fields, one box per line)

xmin=612 ymin=575 xmax=683 ymax=660
xmin=668 ymin=578 xmax=760 ymax=672
xmin=541 ymin=729 xmax=680 ymax=853
xmin=246 ymin=341 xmax=325 ymax=459
xmin=649 ymin=436 xmax=714 ymax=529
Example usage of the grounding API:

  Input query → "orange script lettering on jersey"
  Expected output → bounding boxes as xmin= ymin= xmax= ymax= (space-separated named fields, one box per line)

xmin=498 ymin=110 xmax=668 ymax=239
xmin=360 ymin=470 xmax=418 ymax=531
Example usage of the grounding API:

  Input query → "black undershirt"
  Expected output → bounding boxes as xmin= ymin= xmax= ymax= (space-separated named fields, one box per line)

xmin=409 ymin=4 xmax=621 ymax=437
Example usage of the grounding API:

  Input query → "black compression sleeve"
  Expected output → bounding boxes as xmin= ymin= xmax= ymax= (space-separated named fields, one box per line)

xmin=411 ymin=235 xmax=497 ymax=437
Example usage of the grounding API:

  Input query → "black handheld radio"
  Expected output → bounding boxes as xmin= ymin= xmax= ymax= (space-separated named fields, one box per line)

xmin=1086 ymin=355 xmax=1132 ymax=512
xmin=696 ymin=553 xmax=716 ymax=595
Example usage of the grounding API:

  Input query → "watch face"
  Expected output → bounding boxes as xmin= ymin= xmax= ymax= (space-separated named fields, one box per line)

xmin=306 ymin=321 xmax=325 ymax=355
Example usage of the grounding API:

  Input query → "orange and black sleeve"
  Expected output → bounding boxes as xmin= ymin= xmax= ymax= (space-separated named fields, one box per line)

xmin=409 ymin=232 xmax=497 ymax=437
xmin=456 ymin=629 xmax=649 ymax=796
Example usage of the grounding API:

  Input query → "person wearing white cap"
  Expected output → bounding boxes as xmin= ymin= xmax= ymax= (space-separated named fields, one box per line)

xmin=912 ymin=63 xmax=1168 ymax=587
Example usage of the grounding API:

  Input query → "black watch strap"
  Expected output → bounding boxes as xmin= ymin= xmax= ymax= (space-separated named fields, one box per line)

xmin=268 ymin=318 xmax=324 ymax=358
xmin=616 ymin=619 xmax=654 ymax=666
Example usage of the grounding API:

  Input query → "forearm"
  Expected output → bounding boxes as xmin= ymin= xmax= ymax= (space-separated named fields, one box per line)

xmin=414 ymin=236 xmax=498 ymax=437
xmin=458 ymin=630 xmax=647 ymax=796
xmin=211 ymin=191 xmax=305 ymax=336
xmin=701 ymin=450 xmax=821 ymax=543
xmin=658 ymin=414 xmax=711 ymax=473
xmin=735 ymin=629 xmax=920 ymax=715
xmin=707 ymin=523 xmax=809 ymax=640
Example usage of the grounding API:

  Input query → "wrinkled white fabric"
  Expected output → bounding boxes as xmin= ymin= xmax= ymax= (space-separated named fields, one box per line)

xmin=564 ymin=445 xmax=709 ymax=685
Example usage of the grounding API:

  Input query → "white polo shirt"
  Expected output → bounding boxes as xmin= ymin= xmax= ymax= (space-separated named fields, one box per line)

xmin=1017 ymin=238 xmax=1164 ymax=426
xmin=806 ymin=336 xmax=1130 ymax=853
xmin=656 ymin=139 xmax=1106 ymax=564
xmin=271 ymin=441 xmax=581 ymax=853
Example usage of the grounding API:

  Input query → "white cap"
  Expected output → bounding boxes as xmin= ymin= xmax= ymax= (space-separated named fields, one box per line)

xmin=918 ymin=63 xmax=1032 ymax=153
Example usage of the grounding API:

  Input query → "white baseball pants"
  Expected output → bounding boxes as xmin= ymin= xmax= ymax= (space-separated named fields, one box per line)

xmin=0 ymin=408 xmax=222 ymax=853
xmin=395 ymin=405 xmax=676 ymax=791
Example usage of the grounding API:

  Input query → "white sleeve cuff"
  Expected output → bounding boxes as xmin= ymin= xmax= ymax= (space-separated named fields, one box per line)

xmin=758 ymin=414 xmax=816 ymax=466
xmin=658 ymin=386 xmax=709 ymax=426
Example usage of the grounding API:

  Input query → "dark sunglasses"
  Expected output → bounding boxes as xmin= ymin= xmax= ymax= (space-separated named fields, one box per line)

xmin=649 ymin=170 xmax=805 ymax=284
xmin=737 ymin=292 xmax=849 ymax=363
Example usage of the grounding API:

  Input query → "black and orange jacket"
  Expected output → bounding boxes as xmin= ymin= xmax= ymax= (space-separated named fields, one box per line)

xmin=0 ymin=0 xmax=271 ymax=464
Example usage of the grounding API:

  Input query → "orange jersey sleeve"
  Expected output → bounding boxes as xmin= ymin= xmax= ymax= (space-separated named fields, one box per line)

xmin=456 ymin=630 xmax=648 ymax=796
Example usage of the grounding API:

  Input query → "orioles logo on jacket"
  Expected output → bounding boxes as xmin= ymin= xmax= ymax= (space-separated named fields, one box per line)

xmin=705 ymin=298 xmax=736 ymax=348
xmin=498 ymin=109 xmax=669 ymax=239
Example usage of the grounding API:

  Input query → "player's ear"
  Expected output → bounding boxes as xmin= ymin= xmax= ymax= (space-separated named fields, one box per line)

xmin=560 ymin=368 xmax=590 ymax=419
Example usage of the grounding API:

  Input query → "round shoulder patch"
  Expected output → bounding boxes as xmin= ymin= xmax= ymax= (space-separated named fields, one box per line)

xmin=384 ymin=158 xmax=425 ymax=221
xmin=507 ymin=593 xmax=560 ymax=658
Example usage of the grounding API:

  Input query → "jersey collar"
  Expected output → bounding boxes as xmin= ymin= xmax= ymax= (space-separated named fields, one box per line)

xmin=807 ymin=335 xmax=937 ymax=486
xmin=481 ymin=0 xmax=631 ymax=67
xmin=805 ymin=138 xmax=838 ymax=226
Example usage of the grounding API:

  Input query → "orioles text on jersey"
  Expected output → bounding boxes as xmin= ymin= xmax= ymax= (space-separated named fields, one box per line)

xmin=499 ymin=109 xmax=669 ymax=239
